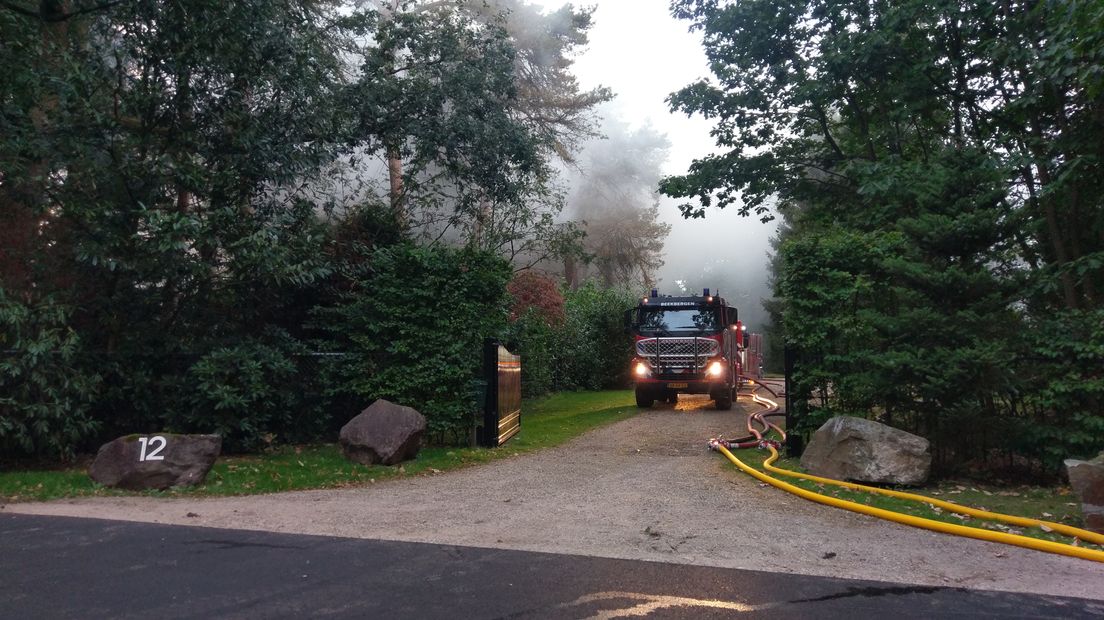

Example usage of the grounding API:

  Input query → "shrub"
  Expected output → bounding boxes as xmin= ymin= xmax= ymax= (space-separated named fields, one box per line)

xmin=508 ymin=281 xmax=636 ymax=396
xmin=0 ymin=291 xmax=101 ymax=460
xmin=180 ymin=329 xmax=319 ymax=452
xmin=1025 ymin=309 xmax=1104 ymax=469
xmin=507 ymin=271 xmax=565 ymax=324
xmin=317 ymin=244 xmax=511 ymax=442
xmin=556 ymin=283 xmax=636 ymax=391
xmin=506 ymin=272 xmax=564 ymax=397
xmin=508 ymin=308 xmax=557 ymax=397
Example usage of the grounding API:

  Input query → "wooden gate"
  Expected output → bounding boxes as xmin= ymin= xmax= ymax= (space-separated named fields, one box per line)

xmin=480 ymin=339 xmax=521 ymax=447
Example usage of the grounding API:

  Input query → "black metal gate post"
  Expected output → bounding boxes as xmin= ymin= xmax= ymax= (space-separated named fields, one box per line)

xmin=480 ymin=338 xmax=498 ymax=447
xmin=784 ymin=346 xmax=804 ymax=457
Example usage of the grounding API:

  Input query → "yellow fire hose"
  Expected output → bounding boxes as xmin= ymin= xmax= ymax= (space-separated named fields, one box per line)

xmin=762 ymin=450 xmax=1104 ymax=547
xmin=747 ymin=393 xmax=1104 ymax=545
xmin=716 ymin=394 xmax=1104 ymax=564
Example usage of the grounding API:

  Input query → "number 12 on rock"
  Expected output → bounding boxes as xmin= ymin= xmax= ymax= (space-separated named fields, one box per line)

xmin=138 ymin=436 xmax=167 ymax=461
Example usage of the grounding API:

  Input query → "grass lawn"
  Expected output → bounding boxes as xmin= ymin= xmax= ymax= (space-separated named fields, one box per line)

xmin=724 ymin=446 xmax=1103 ymax=552
xmin=0 ymin=390 xmax=636 ymax=503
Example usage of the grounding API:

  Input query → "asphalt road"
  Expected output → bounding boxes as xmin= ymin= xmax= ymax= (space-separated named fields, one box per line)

xmin=3 ymin=514 xmax=1100 ymax=619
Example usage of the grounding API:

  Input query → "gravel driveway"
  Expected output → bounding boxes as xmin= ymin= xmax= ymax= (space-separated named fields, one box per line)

xmin=5 ymin=395 xmax=1103 ymax=600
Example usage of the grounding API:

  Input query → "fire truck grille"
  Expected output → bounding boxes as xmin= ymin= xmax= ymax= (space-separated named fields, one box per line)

xmin=636 ymin=337 xmax=719 ymax=369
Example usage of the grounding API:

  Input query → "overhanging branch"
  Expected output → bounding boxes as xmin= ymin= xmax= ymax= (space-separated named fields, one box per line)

xmin=1 ymin=0 xmax=127 ymax=22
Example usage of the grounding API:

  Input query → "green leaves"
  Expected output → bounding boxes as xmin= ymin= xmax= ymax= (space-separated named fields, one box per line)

xmin=668 ymin=0 xmax=1104 ymax=474
xmin=0 ymin=291 xmax=101 ymax=460
xmin=316 ymin=244 xmax=512 ymax=442
xmin=353 ymin=5 xmax=548 ymax=229
xmin=507 ymin=283 xmax=637 ymax=397
xmin=0 ymin=0 xmax=612 ymax=461
xmin=183 ymin=333 xmax=303 ymax=452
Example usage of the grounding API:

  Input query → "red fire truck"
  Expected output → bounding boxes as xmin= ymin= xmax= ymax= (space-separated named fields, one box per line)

xmin=626 ymin=288 xmax=749 ymax=409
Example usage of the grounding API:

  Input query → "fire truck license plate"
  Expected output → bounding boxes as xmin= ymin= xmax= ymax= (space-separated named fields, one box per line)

xmin=667 ymin=382 xmax=688 ymax=389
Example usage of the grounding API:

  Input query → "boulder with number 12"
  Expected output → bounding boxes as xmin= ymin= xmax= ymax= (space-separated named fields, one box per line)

xmin=89 ymin=433 xmax=221 ymax=490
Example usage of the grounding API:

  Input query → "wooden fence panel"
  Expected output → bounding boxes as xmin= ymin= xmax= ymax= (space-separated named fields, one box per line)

xmin=480 ymin=339 xmax=521 ymax=447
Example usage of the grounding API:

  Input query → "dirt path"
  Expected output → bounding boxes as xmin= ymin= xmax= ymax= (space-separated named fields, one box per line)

xmin=5 ymin=395 xmax=1103 ymax=600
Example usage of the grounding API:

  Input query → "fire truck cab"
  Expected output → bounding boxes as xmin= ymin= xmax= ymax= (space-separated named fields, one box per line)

xmin=626 ymin=288 xmax=747 ymax=410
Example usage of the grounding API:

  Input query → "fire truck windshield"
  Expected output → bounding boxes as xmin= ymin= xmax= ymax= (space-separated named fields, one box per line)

xmin=638 ymin=307 xmax=719 ymax=333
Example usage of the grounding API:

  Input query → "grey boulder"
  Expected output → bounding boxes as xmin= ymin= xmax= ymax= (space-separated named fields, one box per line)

xmin=340 ymin=399 xmax=426 ymax=466
xmin=1065 ymin=453 xmax=1104 ymax=534
xmin=800 ymin=416 xmax=931 ymax=485
xmin=89 ymin=433 xmax=221 ymax=490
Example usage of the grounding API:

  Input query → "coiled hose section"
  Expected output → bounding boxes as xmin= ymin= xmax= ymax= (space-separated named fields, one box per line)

xmin=711 ymin=381 xmax=1104 ymax=564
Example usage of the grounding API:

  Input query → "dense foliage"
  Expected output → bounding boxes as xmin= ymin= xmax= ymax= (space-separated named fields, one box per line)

xmin=0 ymin=1 xmax=609 ymax=460
xmin=318 ymin=245 xmax=512 ymax=443
xmin=664 ymin=0 xmax=1104 ymax=474
xmin=0 ymin=292 xmax=100 ymax=459
xmin=508 ymin=283 xmax=636 ymax=397
xmin=507 ymin=272 xmax=565 ymax=325
xmin=181 ymin=330 xmax=321 ymax=452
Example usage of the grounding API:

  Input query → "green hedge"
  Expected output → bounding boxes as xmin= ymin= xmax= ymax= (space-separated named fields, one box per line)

xmin=509 ymin=282 xmax=636 ymax=396
xmin=0 ymin=292 xmax=101 ymax=460
xmin=316 ymin=244 xmax=511 ymax=443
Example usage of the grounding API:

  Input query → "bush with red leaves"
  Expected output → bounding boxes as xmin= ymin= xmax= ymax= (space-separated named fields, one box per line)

xmin=507 ymin=272 xmax=564 ymax=325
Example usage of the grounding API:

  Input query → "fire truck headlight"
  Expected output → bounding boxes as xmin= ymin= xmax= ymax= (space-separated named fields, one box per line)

xmin=634 ymin=361 xmax=649 ymax=377
xmin=707 ymin=361 xmax=724 ymax=377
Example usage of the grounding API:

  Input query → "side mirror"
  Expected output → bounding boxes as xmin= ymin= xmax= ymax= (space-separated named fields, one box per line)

xmin=623 ymin=309 xmax=633 ymax=334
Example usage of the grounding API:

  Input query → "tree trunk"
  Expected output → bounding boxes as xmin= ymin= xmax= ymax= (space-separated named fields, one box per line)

xmin=471 ymin=194 xmax=491 ymax=248
xmin=563 ymin=254 xmax=578 ymax=289
xmin=387 ymin=143 xmax=406 ymax=230
xmin=0 ymin=1 xmax=73 ymax=296
xmin=1031 ymin=158 xmax=1080 ymax=310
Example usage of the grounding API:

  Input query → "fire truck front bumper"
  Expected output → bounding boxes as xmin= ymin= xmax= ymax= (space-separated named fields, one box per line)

xmin=633 ymin=377 xmax=722 ymax=394
xmin=631 ymin=357 xmax=730 ymax=393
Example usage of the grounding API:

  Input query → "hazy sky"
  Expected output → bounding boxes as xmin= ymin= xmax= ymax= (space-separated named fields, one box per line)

xmin=530 ymin=0 xmax=777 ymax=327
